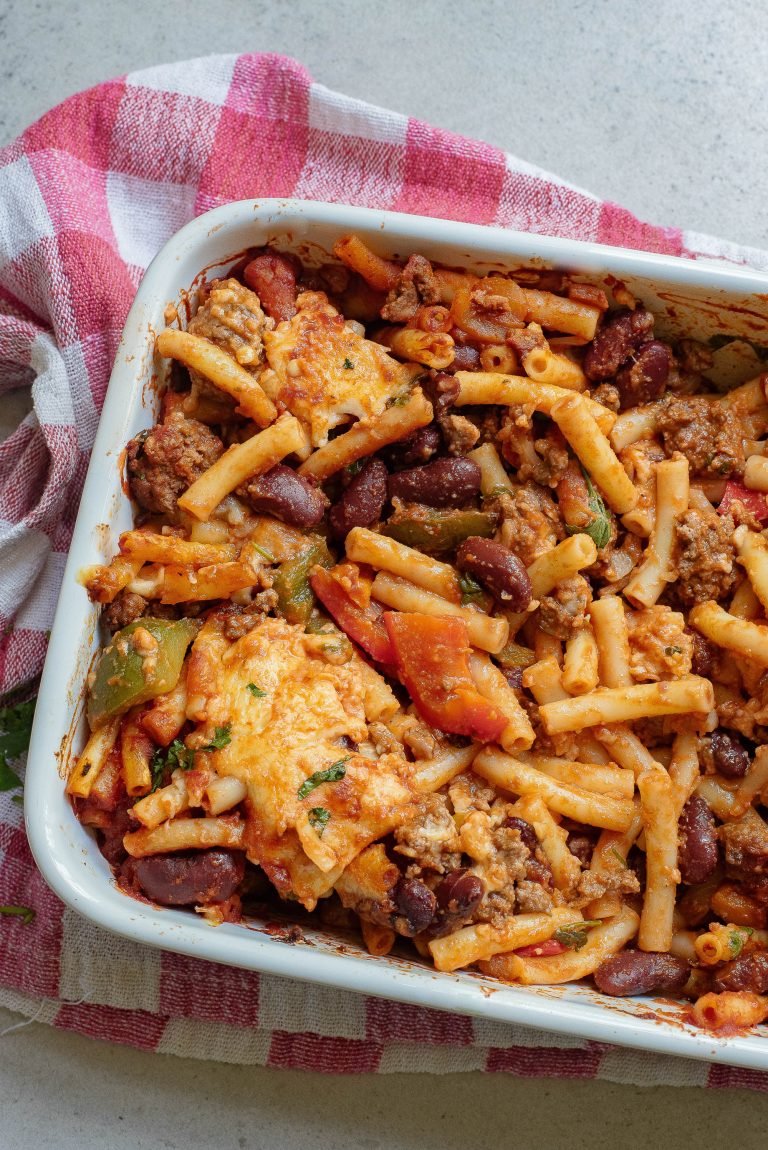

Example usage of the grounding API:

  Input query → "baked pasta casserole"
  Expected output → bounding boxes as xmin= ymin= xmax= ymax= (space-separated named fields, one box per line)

xmin=73 ymin=236 xmax=768 ymax=1033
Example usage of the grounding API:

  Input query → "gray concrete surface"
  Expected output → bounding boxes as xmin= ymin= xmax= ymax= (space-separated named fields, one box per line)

xmin=2 ymin=2 xmax=768 ymax=1146
xmin=1 ymin=0 xmax=766 ymax=248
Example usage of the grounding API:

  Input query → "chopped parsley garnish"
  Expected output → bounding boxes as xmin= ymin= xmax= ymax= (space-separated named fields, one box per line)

xmin=553 ymin=920 xmax=601 ymax=952
xmin=0 ymin=697 xmax=35 ymax=792
xmin=204 ymin=725 xmax=232 ymax=751
xmin=729 ymin=926 xmax=753 ymax=958
xmin=297 ymin=757 xmax=350 ymax=800
xmin=247 ymin=683 xmax=268 ymax=698
xmin=308 ymin=807 xmax=331 ymax=836
xmin=0 ymin=904 xmax=35 ymax=926
xmin=609 ymin=846 xmax=629 ymax=869
xmin=486 ymin=484 xmax=511 ymax=499
xmin=664 ymin=645 xmax=683 ymax=656
xmin=566 ymin=467 xmax=612 ymax=551
xmin=150 ymin=725 xmax=232 ymax=791
xmin=386 ymin=393 xmax=409 ymax=407
xmin=342 ymin=357 xmax=355 ymax=370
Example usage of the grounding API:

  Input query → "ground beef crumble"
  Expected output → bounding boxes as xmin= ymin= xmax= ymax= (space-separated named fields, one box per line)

xmin=126 ymin=416 xmax=224 ymax=516
xmin=672 ymin=508 xmax=738 ymax=606
xmin=656 ymin=394 xmax=745 ymax=478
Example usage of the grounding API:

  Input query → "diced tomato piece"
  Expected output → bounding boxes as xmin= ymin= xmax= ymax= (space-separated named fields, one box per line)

xmin=718 ymin=479 xmax=768 ymax=522
xmin=514 ymin=938 xmax=567 ymax=958
xmin=310 ymin=566 xmax=395 ymax=664
xmin=383 ymin=612 xmax=507 ymax=743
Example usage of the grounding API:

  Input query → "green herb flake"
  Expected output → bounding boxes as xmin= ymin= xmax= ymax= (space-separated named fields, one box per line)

xmin=552 ymin=920 xmax=601 ymax=952
xmin=342 ymin=357 xmax=355 ymax=370
xmin=609 ymin=846 xmax=629 ymax=869
xmin=297 ymin=757 xmax=350 ymax=800
xmin=247 ymin=683 xmax=268 ymax=698
xmin=204 ymin=725 xmax=232 ymax=751
xmin=664 ymin=645 xmax=683 ymax=656
xmin=729 ymin=926 xmax=754 ymax=958
xmin=0 ymin=698 xmax=35 ymax=793
xmin=0 ymin=904 xmax=35 ymax=926
xmin=308 ymin=807 xmax=331 ymax=836
xmin=386 ymin=392 xmax=409 ymax=408
xmin=486 ymin=484 xmax=512 ymax=498
xmin=567 ymin=467 xmax=612 ymax=551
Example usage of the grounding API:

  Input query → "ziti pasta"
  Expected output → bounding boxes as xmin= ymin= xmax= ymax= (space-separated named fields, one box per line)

xmin=72 ymin=237 xmax=768 ymax=1032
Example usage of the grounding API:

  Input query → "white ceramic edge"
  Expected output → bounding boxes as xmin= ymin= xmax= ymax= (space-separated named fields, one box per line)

xmin=24 ymin=198 xmax=768 ymax=1070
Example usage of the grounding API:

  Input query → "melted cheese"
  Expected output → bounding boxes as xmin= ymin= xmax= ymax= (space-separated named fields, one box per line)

xmin=263 ymin=291 xmax=412 ymax=446
xmin=186 ymin=614 xmax=416 ymax=909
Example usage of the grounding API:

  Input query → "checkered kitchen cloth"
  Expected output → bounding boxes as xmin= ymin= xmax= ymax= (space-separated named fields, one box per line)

xmin=2 ymin=53 xmax=768 ymax=1086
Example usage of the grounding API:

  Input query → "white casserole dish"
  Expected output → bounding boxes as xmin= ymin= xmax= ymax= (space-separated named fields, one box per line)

xmin=25 ymin=198 xmax=768 ymax=1069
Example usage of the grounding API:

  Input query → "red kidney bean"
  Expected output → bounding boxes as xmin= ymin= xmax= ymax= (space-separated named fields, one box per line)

xmin=525 ymin=857 xmax=554 ymax=890
xmin=387 ymin=456 xmax=481 ymax=508
xmin=455 ymin=536 xmax=532 ymax=610
xmin=504 ymin=816 xmax=537 ymax=853
xmin=385 ymin=424 xmax=442 ymax=469
xmin=394 ymin=877 xmax=437 ymax=936
xmin=709 ymin=731 xmax=750 ymax=779
xmin=445 ymin=344 xmax=482 ymax=373
xmin=428 ymin=868 xmax=485 ymax=938
xmin=594 ymin=950 xmax=690 ymax=996
xmin=329 ymin=458 xmax=388 ymax=538
xmin=584 ymin=308 xmax=655 ymax=381
xmin=567 ymin=833 xmax=594 ymax=867
xmin=423 ymin=371 xmax=461 ymax=414
xmin=712 ymin=952 xmax=768 ymax=994
xmin=503 ymin=666 xmax=524 ymax=690
xmin=615 ymin=340 xmax=670 ymax=409
xmin=239 ymin=464 xmax=327 ymax=527
xmin=435 ymin=868 xmax=484 ymax=914
xmin=678 ymin=794 xmax=720 ymax=885
xmin=690 ymin=631 xmax=718 ymax=679
xmin=243 ymin=251 xmax=298 ymax=323
xmin=128 ymin=850 xmax=244 ymax=906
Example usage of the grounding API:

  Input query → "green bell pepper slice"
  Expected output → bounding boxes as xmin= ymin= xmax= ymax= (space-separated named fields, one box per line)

xmin=87 ymin=617 xmax=198 ymax=730
xmin=273 ymin=537 xmax=333 ymax=626
xmin=382 ymin=508 xmax=498 ymax=555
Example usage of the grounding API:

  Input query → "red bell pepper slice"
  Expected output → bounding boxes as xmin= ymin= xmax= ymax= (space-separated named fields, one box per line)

xmin=514 ymin=938 xmax=567 ymax=958
xmin=718 ymin=479 xmax=768 ymax=522
xmin=310 ymin=566 xmax=395 ymax=664
xmin=383 ymin=612 xmax=508 ymax=743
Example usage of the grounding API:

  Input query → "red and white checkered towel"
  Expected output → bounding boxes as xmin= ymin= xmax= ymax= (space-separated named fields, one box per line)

xmin=2 ymin=52 xmax=768 ymax=1086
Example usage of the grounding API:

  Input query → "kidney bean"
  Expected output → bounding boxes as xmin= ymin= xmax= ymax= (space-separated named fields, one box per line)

xmin=435 ymin=868 xmax=484 ymax=914
xmin=445 ymin=344 xmax=482 ymax=373
xmin=456 ymin=536 xmax=532 ymax=610
xmin=384 ymin=424 xmax=441 ymax=469
xmin=504 ymin=816 xmax=537 ymax=853
xmin=394 ymin=877 xmax=437 ymax=936
xmin=583 ymin=308 xmax=655 ymax=381
xmin=329 ymin=458 xmax=388 ymax=538
xmin=567 ymin=833 xmax=594 ymax=867
xmin=423 ymin=371 xmax=461 ymax=414
xmin=427 ymin=868 xmax=485 ymax=938
xmin=503 ymin=666 xmax=524 ymax=690
xmin=709 ymin=731 xmax=750 ymax=779
xmin=712 ymin=952 xmax=768 ymax=994
xmin=525 ymin=857 xmax=554 ymax=890
xmin=690 ymin=631 xmax=718 ymax=679
xmin=239 ymin=464 xmax=328 ymax=527
xmin=615 ymin=340 xmax=670 ymax=409
xmin=243 ymin=251 xmax=298 ymax=323
xmin=128 ymin=850 xmax=244 ymax=906
xmin=388 ymin=456 xmax=481 ymax=509
xmin=678 ymin=794 xmax=720 ymax=885
xmin=594 ymin=950 xmax=690 ymax=997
